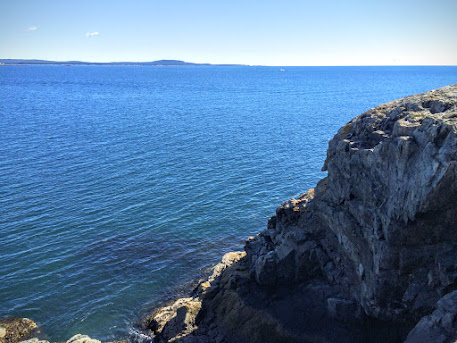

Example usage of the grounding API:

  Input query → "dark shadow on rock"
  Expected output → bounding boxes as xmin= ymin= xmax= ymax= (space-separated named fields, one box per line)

xmin=150 ymin=256 xmax=413 ymax=343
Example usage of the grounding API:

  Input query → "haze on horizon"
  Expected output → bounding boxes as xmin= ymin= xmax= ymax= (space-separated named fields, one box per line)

xmin=1 ymin=0 xmax=456 ymax=66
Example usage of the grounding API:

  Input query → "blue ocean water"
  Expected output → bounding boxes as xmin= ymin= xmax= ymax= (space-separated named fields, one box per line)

xmin=1 ymin=65 xmax=456 ymax=340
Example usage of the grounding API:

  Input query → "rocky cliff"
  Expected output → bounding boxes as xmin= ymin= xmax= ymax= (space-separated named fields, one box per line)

xmin=247 ymin=84 xmax=457 ymax=321
xmin=142 ymin=84 xmax=457 ymax=343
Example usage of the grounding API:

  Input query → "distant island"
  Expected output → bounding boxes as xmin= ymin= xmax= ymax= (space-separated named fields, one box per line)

xmin=0 ymin=59 xmax=247 ymax=66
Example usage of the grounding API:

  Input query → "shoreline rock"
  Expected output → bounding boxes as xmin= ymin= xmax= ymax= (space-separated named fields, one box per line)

xmin=0 ymin=318 xmax=38 ymax=343
xmin=142 ymin=84 xmax=457 ymax=343
xmin=0 ymin=318 xmax=128 ymax=343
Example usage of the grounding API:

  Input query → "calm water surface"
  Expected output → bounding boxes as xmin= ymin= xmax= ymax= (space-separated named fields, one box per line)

xmin=1 ymin=66 xmax=456 ymax=340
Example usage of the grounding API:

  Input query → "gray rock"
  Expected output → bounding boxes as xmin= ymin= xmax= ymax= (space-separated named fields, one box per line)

xmin=246 ymin=84 xmax=457 ymax=321
xmin=404 ymin=290 xmax=457 ymax=343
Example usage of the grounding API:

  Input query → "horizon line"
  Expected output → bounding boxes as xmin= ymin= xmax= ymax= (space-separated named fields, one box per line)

xmin=1 ymin=58 xmax=456 ymax=67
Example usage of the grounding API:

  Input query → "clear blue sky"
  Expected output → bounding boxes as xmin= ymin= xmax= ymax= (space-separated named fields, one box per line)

xmin=1 ymin=0 xmax=456 ymax=66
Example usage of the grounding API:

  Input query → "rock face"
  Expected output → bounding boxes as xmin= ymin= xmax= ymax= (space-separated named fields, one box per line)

xmin=249 ymin=85 xmax=457 ymax=317
xmin=245 ymin=84 xmax=457 ymax=341
xmin=144 ymin=84 xmax=457 ymax=343
xmin=405 ymin=290 xmax=457 ymax=343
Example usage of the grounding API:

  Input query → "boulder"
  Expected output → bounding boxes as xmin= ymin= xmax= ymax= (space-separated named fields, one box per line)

xmin=0 ymin=318 xmax=38 ymax=343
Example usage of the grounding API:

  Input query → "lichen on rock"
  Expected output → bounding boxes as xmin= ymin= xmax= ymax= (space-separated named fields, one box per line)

xmin=0 ymin=318 xmax=38 ymax=343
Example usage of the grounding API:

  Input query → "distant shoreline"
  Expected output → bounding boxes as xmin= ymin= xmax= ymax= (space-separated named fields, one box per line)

xmin=1 ymin=60 xmax=455 ymax=67
xmin=0 ymin=59 xmax=248 ymax=67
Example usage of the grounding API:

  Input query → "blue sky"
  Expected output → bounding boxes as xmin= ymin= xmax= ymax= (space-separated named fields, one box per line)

xmin=1 ymin=0 xmax=456 ymax=65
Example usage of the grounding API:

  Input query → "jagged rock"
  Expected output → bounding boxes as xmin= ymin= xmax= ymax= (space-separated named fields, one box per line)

xmin=404 ymin=290 xmax=457 ymax=343
xmin=145 ymin=297 xmax=202 ymax=342
xmin=143 ymin=84 xmax=457 ymax=343
xmin=141 ymin=252 xmax=246 ymax=343
xmin=0 ymin=318 xmax=38 ymax=343
xmin=246 ymin=84 xmax=457 ymax=321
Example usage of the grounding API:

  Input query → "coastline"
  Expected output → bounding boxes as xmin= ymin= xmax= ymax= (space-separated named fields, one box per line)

xmin=2 ymin=84 xmax=457 ymax=343
xmin=139 ymin=84 xmax=457 ymax=343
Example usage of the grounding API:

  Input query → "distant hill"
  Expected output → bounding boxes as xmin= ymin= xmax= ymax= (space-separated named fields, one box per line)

xmin=0 ymin=59 xmax=246 ymax=66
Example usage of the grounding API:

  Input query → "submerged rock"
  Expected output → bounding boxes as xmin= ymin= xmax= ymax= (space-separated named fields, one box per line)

xmin=143 ymin=84 xmax=457 ymax=342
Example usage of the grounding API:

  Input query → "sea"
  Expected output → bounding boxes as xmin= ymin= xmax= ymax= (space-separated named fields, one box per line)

xmin=1 ymin=65 xmax=456 ymax=341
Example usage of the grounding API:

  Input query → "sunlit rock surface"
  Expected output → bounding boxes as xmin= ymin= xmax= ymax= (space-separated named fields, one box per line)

xmin=0 ymin=318 xmax=38 ymax=343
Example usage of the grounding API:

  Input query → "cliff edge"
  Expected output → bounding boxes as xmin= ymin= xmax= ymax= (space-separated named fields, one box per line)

xmin=141 ymin=85 xmax=457 ymax=343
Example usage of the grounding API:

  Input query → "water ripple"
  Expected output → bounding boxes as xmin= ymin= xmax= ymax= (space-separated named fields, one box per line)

xmin=1 ymin=65 xmax=457 ymax=340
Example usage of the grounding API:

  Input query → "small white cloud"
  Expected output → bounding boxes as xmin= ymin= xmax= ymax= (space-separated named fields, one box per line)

xmin=25 ymin=26 xmax=38 ymax=32
xmin=85 ymin=32 xmax=99 ymax=38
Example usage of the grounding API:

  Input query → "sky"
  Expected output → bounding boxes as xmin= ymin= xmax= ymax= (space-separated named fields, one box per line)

xmin=1 ymin=0 xmax=456 ymax=66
